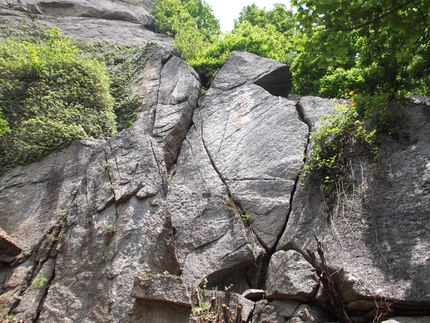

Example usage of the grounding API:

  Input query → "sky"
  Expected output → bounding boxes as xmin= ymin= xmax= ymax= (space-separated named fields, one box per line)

xmin=204 ymin=0 xmax=292 ymax=32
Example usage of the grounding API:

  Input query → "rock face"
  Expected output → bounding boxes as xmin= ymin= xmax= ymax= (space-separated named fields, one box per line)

xmin=0 ymin=2 xmax=430 ymax=322
xmin=0 ymin=0 xmax=170 ymax=45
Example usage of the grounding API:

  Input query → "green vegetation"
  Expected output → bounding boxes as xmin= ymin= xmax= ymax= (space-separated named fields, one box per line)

xmin=152 ymin=0 xmax=220 ymax=61
xmin=31 ymin=276 xmax=48 ymax=287
xmin=0 ymin=28 xmax=115 ymax=174
xmin=151 ymin=0 xmax=429 ymax=193
xmin=103 ymin=224 xmax=117 ymax=236
xmin=301 ymin=102 xmax=378 ymax=193
xmin=0 ymin=23 xmax=152 ymax=175
xmin=151 ymin=1 xmax=296 ymax=82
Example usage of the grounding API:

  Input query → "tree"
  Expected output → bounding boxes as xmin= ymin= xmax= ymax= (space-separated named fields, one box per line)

xmin=188 ymin=4 xmax=298 ymax=82
xmin=151 ymin=0 xmax=220 ymax=60
xmin=236 ymin=3 xmax=295 ymax=35
xmin=291 ymin=0 xmax=430 ymax=131
xmin=291 ymin=0 xmax=430 ymax=98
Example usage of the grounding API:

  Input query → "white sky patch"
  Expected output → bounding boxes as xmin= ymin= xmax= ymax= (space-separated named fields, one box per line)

xmin=204 ymin=0 xmax=292 ymax=32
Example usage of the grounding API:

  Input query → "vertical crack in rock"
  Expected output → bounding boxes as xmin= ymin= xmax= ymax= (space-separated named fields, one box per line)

xmin=198 ymin=118 xmax=233 ymax=199
xmin=149 ymin=137 xmax=168 ymax=196
xmin=8 ymin=189 xmax=75 ymax=321
xmin=272 ymin=100 xmax=311 ymax=253
xmin=34 ymin=268 xmax=56 ymax=323
xmin=150 ymin=56 xmax=168 ymax=135
xmin=102 ymin=141 xmax=119 ymax=220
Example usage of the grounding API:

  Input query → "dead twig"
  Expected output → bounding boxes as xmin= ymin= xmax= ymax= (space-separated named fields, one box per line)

xmin=306 ymin=233 xmax=354 ymax=323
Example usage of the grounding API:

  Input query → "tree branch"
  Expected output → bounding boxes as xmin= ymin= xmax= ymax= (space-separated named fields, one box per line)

xmin=340 ymin=0 xmax=417 ymax=31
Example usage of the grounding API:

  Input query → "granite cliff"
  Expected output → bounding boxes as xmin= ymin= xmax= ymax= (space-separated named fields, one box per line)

xmin=0 ymin=1 xmax=429 ymax=322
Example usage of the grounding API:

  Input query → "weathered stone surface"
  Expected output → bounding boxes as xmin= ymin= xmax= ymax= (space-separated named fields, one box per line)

xmin=243 ymin=289 xmax=265 ymax=301
xmin=252 ymin=299 xmax=301 ymax=323
xmin=2 ymin=0 xmax=153 ymax=18
xmin=0 ymin=2 xmax=429 ymax=319
xmin=126 ymin=299 xmax=191 ymax=323
xmin=131 ymin=275 xmax=191 ymax=307
xmin=134 ymin=45 xmax=201 ymax=171
xmin=278 ymin=97 xmax=430 ymax=314
xmin=194 ymin=59 xmax=307 ymax=250
xmin=382 ymin=317 xmax=430 ymax=323
xmin=1 ymin=0 xmax=154 ymax=25
xmin=212 ymin=51 xmax=292 ymax=97
xmin=322 ymin=101 xmax=429 ymax=307
xmin=265 ymin=250 xmax=318 ymax=302
xmin=152 ymin=56 xmax=201 ymax=170
xmin=168 ymin=135 xmax=265 ymax=286
xmin=0 ymin=0 xmax=171 ymax=46
xmin=167 ymin=51 xmax=306 ymax=292
xmin=0 ymin=129 xmax=181 ymax=322
xmin=0 ymin=228 xmax=22 ymax=264
xmin=287 ymin=304 xmax=336 ymax=323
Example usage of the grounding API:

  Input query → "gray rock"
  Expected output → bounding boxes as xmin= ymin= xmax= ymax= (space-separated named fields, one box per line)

xmin=131 ymin=275 xmax=191 ymax=307
xmin=320 ymin=101 xmax=430 ymax=307
xmin=1 ymin=0 xmax=154 ymax=25
xmin=252 ymin=299 xmax=301 ymax=323
xmin=196 ymin=78 xmax=307 ymax=250
xmin=265 ymin=250 xmax=318 ymax=302
xmin=134 ymin=45 xmax=201 ymax=171
xmin=0 ymin=0 xmax=171 ymax=46
xmin=212 ymin=51 xmax=292 ymax=97
xmin=287 ymin=304 xmax=335 ymax=323
xmin=0 ymin=129 xmax=181 ymax=322
xmin=152 ymin=56 xmax=202 ymax=170
xmin=382 ymin=317 xmax=430 ymax=323
xmin=278 ymin=96 xmax=430 ymax=314
xmin=126 ymin=300 xmax=191 ymax=323
xmin=0 ymin=228 xmax=22 ymax=264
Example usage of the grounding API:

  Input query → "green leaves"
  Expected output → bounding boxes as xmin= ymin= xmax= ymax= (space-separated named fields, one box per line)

xmin=291 ymin=0 xmax=430 ymax=99
xmin=0 ymin=28 xmax=116 ymax=174
xmin=301 ymin=104 xmax=378 ymax=193
xmin=151 ymin=0 xmax=220 ymax=60
xmin=0 ymin=109 xmax=10 ymax=137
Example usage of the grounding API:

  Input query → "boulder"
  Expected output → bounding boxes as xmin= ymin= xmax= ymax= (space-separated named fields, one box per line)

xmin=0 ymin=228 xmax=22 ymax=264
xmin=265 ymin=250 xmax=318 ymax=302
xmin=212 ymin=51 xmax=292 ymax=97
xmin=152 ymin=56 xmax=202 ymax=170
xmin=131 ymin=275 xmax=192 ymax=307
xmin=287 ymin=304 xmax=336 ymax=323
xmin=251 ymin=299 xmax=301 ymax=323
xmin=192 ymin=52 xmax=307 ymax=251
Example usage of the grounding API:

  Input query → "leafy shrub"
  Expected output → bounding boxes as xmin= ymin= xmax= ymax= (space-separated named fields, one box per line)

xmin=301 ymin=103 xmax=378 ymax=194
xmin=0 ymin=28 xmax=116 ymax=174
xmin=74 ymin=40 xmax=153 ymax=130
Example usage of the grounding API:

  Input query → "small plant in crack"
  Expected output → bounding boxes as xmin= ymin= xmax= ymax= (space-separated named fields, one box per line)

xmin=31 ymin=276 xmax=47 ymax=288
xmin=108 ymin=184 xmax=115 ymax=194
xmin=103 ymin=224 xmax=117 ymax=236
xmin=98 ymin=255 xmax=107 ymax=263
xmin=63 ymin=199 xmax=72 ymax=216
xmin=223 ymin=198 xmax=250 ymax=226
xmin=240 ymin=213 xmax=250 ymax=226
xmin=103 ymin=162 xmax=112 ymax=174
